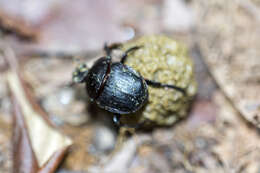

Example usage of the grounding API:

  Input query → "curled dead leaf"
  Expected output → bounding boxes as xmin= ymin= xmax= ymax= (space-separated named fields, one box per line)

xmin=5 ymin=48 xmax=72 ymax=172
xmin=194 ymin=0 xmax=260 ymax=128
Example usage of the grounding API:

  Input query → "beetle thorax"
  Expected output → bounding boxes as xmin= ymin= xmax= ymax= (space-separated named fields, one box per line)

xmin=85 ymin=57 xmax=111 ymax=99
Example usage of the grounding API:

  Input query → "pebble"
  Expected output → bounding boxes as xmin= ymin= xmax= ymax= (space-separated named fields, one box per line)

xmin=91 ymin=126 xmax=116 ymax=154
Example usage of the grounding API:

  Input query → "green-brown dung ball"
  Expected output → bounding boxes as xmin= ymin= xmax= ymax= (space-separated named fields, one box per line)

xmin=120 ymin=35 xmax=197 ymax=127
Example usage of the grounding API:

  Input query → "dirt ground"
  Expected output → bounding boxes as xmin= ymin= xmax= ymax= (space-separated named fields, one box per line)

xmin=0 ymin=0 xmax=259 ymax=172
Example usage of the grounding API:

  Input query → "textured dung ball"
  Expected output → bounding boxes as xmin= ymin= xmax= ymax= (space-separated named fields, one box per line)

xmin=120 ymin=35 xmax=197 ymax=127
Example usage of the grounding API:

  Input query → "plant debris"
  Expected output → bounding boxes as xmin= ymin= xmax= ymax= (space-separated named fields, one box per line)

xmin=4 ymin=49 xmax=72 ymax=172
xmin=194 ymin=0 xmax=260 ymax=128
xmin=0 ymin=0 xmax=259 ymax=172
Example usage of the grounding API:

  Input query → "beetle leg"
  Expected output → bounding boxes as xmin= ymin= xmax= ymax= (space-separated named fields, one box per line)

xmin=145 ymin=79 xmax=186 ymax=94
xmin=104 ymin=43 xmax=122 ymax=57
xmin=120 ymin=46 xmax=142 ymax=64
xmin=113 ymin=113 xmax=144 ymax=129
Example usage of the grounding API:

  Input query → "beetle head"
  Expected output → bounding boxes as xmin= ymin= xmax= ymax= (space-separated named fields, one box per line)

xmin=72 ymin=63 xmax=89 ymax=83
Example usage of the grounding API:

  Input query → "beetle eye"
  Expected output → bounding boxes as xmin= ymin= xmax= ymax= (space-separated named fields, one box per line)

xmin=72 ymin=64 xmax=89 ymax=83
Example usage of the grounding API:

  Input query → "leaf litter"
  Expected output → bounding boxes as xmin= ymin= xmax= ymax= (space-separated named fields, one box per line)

xmin=0 ymin=0 xmax=260 ymax=172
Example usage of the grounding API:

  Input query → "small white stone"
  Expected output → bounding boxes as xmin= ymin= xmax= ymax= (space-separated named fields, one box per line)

xmin=93 ymin=126 xmax=116 ymax=153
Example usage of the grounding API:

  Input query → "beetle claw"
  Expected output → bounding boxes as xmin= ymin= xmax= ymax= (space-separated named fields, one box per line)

xmin=113 ymin=114 xmax=144 ymax=129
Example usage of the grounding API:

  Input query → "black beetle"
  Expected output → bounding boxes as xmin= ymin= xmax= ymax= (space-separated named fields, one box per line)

xmin=72 ymin=43 xmax=185 ymax=128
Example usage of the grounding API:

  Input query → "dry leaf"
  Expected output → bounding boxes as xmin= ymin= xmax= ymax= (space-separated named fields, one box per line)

xmin=0 ymin=10 xmax=38 ymax=41
xmin=12 ymin=96 xmax=39 ymax=173
xmin=193 ymin=0 xmax=260 ymax=127
xmin=212 ymin=92 xmax=260 ymax=172
xmin=8 ymin=71 xmax=72 ymax=168
xmin=5 ymin=48 xmax=72 ymax=172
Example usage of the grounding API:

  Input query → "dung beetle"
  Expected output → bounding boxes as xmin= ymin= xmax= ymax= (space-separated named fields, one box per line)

xmin=72 ymin=43 xmax=185 ymax=128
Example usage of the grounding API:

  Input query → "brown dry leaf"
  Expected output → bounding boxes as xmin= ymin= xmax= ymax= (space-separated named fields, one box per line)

xmin=6 ymin=56 xmax=72 ymax=172
xmin=193 ymin=0 xmax=260 ymax=127
xmin=0 ymin=11 xmax=38 ymax=41
xmin=212 ymin=92 xmax=260 ymax=172
xmin=12 ymin=96 xmax=39 ymax=173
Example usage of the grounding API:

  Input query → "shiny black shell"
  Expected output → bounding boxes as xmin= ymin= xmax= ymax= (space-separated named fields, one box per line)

xmin=85 ymin=57 xmax=110 ymax=99
xmin=86 ymin=58 xmax=148 ymax=114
